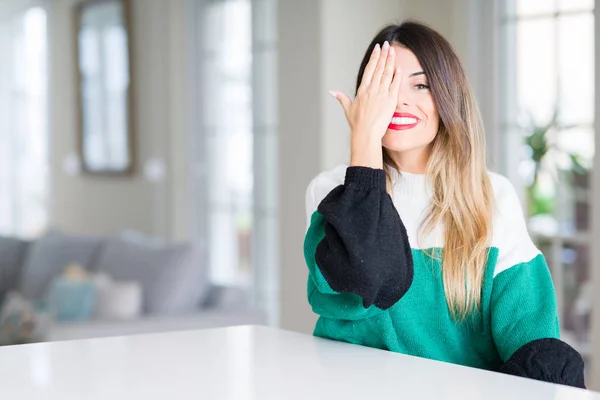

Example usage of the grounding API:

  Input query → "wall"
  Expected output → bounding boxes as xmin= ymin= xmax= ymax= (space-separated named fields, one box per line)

xmin=277 ymin=0 xmax=324 ymax=334
xmin=320 ymin=0 xmax=407 ymax=170
xmin=47 ymin=0 xmax=189 ymax=239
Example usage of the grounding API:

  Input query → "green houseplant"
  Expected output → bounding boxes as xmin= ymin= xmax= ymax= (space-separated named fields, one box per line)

xmin=523 ymin=108 xmax=587 ymax=218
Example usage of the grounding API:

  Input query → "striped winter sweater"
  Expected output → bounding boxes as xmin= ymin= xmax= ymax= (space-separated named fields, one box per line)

xmin=304 ymin=165 xmax=585 ymax=388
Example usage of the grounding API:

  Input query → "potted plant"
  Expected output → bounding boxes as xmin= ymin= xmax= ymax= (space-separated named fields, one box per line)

xmin=522 ymin=108 xmax=588 ymax=220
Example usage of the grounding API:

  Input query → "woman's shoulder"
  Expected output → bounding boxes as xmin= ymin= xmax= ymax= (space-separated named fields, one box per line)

xmin=486 ymin=171 xmax=542 ymax=276
xmin=310 ymin=163 xmax=349 ymax=183
xmin=486 ymin=170 xmax=522 ymax=211
xmin=305 ymin=164 xmax=348 ymax=211
xmin=486 ymin=170 xmax=532 ymax=239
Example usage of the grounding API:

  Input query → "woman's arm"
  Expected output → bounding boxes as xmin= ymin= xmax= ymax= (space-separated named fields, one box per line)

xmin=304 ymin=166 xmax=413 ymax=320
xmin=306 ymin=42 xmax=413 ymax=320
xmin=491 ymin=178 xmax=585 ymax=388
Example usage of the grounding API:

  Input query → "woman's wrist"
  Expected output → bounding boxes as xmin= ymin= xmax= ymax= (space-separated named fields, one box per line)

xmin=350 ymin=132 xmax=383 ymax=169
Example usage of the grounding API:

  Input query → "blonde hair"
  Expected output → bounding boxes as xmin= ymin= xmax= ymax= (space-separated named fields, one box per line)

xmin=358 ymin=21 xmax=494 ymax=319
xmin=384 ymin=91 xmax=494 ymax=320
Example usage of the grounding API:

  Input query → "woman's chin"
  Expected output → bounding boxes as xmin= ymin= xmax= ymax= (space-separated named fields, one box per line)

xmin=382 ymin=136 xmax=413 ymax=153
xmin=383 ymin=130 xmax=436 ymax=155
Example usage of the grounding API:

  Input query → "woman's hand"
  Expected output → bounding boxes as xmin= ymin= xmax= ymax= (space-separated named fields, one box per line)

xmin=330 ymin=41 xmax=402 ymax=169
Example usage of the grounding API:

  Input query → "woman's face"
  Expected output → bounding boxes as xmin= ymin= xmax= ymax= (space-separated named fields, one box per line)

xmin=382 ymin=44 xmax=439 ymax=168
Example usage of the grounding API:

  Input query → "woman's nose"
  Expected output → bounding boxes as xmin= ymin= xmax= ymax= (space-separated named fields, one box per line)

xmin=397 ymin=88 xmax=410 ymax=106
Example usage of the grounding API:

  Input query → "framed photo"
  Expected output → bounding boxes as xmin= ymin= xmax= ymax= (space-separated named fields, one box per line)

xmin=74 ymin=0 xmax=134 ymax=175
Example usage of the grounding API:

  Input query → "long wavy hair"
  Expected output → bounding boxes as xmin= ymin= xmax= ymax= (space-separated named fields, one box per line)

xmin=355 ymin=21 xmax=495 ymax=320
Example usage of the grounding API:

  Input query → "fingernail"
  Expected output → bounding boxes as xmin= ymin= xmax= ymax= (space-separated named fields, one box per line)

xmin=374 ymin=43 xmax=380 ymax=52
xmin=328 ymin=90 xmax=337 ymax=98
xmin=383 ymin=41 xmax=390 ymax=50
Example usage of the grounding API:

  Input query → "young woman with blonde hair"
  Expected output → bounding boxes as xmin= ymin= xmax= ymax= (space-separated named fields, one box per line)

xmin=304 ymin=21 xmax=585 ymax=388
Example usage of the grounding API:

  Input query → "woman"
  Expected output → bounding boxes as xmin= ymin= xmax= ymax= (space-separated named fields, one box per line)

xmin=304 ymin=21 xmax=585 ymax=388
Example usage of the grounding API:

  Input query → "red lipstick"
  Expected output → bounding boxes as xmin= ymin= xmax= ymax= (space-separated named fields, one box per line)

xmin=388 ymin=112 xmax=420 ymax=131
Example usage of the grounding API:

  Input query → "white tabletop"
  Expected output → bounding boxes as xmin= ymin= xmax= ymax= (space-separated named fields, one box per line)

xmin=0 ymin=324 xmax=597 ymax=399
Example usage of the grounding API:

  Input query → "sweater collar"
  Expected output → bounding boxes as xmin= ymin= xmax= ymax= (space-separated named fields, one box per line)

xmin=387 ymin=166 xmax=432 ymax=200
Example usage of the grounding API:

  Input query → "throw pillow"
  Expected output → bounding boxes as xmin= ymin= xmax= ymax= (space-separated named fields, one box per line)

xmin=95 ymin=232 xmax=207 ymax=314
xmin=94 ymin=273 xmax=142 ymax=320
xmin=19 ymin=230 xmax=104 ymax=300
xmin=46 ymin=265 xmax=97 ymax=322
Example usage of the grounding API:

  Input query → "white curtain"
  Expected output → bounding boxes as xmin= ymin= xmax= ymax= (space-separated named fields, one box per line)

xmin=0 ymin=0 xmax=49 ymax=238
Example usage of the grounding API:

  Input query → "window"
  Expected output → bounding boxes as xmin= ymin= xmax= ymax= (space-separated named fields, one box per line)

xmin=190 ymin=0 xmax=278 ymax=320
xmin=500 ymin=0 xmax=594 ymax=360
xmin=193 ymin=0 xmax=254 ymax=287
xmin=0 ymin=4 xmax=49 ymax=238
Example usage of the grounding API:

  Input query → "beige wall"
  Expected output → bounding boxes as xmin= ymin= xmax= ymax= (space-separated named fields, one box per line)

xmin=47 ymin=0 xmax=189 ymax=239
xmin=277 ymin=0 xmax=323 ymax=334
xmin=320 ymin=0 xmax=407 ymax=170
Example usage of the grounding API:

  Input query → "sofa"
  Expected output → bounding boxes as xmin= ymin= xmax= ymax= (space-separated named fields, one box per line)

xmin=0 ymin=230 xmax=265 ymax=344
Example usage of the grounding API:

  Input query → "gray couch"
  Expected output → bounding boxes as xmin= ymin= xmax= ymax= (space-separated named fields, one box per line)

xmin=0 ymin=230 xmax=264 ymax=342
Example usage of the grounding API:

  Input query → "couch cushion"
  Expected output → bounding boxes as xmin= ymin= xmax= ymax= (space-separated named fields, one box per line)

xmin=19 ymin=231 xmax=103 ymax=300
xmin=95 ymin=232 xmax=208 ymax=315
xmin=0 ymin=236 xmax=30 ymax=305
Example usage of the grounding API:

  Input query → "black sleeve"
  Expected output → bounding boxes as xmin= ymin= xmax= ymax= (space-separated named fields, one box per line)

xmin=499 ymin=338 xmax=586 ymax=388
xmin=315 ymin=166 xmax=413 ymax=310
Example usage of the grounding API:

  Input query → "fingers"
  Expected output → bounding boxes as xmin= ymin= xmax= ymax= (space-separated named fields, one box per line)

xmin=390 ymin=67 xmax=402 ymax=95
xmin=329 ymin=90 xmax=352 ymax=117
xmin=359 ymin=44 xmax=381 ymax=88
xmin=380 ymin=45 xmax=396 ymax=88
xmin=372 ymin=41 xmax=390 ymax=89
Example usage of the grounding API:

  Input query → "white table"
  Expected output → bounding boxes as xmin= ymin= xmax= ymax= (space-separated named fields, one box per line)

xmin=0 ymin=325 xmax=598 ymax=399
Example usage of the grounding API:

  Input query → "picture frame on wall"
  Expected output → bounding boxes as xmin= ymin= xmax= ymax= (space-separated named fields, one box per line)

xmin=74 ymin=0 xmax=134 ymax=175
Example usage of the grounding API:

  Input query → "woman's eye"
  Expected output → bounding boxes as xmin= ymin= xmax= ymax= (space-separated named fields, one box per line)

xmin=415 ymin=84 xmax=430 ymax=90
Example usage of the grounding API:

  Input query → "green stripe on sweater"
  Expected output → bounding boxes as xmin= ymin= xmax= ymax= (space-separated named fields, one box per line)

xmin=490 ymin=253 xmax=560 ymax=361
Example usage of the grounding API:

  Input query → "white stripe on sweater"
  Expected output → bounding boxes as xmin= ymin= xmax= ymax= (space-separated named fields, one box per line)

xmin=305 ymin=164 xmax=541 ymax=278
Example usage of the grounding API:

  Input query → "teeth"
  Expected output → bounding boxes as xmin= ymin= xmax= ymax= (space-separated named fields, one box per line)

xmin=391 ymin=117 xmax=418 ymax=125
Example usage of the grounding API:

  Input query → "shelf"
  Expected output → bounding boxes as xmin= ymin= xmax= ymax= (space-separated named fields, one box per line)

xmin=530 ymin=232 xmax=591 ymax=245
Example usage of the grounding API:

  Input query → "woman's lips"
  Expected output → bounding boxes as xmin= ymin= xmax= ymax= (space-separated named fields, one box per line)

xmin=388 ymin=112 xmax=420 ymax=131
